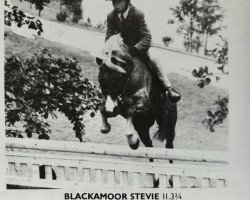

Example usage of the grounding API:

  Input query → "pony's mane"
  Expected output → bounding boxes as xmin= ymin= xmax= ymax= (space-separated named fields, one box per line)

xmin=102 ymin=34 xmax=128 ymax=55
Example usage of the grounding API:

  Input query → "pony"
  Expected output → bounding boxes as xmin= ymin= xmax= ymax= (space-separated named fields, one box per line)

xmin=96 ymin=34 xmax=177 ymax=158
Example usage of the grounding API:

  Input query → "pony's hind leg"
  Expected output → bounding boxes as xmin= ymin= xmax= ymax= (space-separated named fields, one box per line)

xmin=132 ymin=117 xmax=153 ymax=148
xmin=164 ymin=104 xmax=177 ymax=164
xmin=133 ymin=117 xmax=159 ymax=188
xmin=164 ymin=105 xmax=177 ymax=187
xmin=166 ymin=136 xmax=175 ymax=164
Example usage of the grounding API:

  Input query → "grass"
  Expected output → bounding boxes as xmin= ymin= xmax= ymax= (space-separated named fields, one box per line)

xmin=5 ymin=30 xmax=228 ymax=151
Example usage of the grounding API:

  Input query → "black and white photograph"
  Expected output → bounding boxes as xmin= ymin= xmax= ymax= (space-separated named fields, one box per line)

xmin=0 ymin=0 xmax=250 ymax=199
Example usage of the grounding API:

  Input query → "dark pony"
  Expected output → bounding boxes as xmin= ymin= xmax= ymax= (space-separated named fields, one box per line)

xmin=96 ymin=34 xmax=177 ymax=157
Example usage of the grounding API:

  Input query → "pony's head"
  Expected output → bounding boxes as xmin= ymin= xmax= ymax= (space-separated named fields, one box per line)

xmin=96 ymin=34 xmax=134 ymax=100
xmin=96 ymin=34 xmax=132 ymax=73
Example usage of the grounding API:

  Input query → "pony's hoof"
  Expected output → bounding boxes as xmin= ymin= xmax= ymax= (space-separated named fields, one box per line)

xmin=129 ymin=138 xmax=140 ymax=150
xmin=100 ymin=123 xmax=111 ymax=134
xmin=153 ymin=174 xmax=159 ymax=188
xmin=169 ymin=176 xmax=173 ymax=188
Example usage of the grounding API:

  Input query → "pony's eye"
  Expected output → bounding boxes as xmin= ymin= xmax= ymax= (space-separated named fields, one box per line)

xmin=111 ymin=57 xmax=118 ymax=65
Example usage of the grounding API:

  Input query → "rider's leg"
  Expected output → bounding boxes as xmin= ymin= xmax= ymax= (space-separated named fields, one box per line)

xmin=148 ymin=48 xmax=181 ymax=104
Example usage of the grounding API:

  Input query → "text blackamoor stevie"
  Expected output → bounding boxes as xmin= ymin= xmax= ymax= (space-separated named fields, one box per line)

xmin=64 ymin=192 xmax=160 ymax=200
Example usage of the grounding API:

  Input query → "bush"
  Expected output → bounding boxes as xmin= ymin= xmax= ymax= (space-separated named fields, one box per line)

xmin=4 ymin=1 xmax=43 ymax=36
xmin=71 ymin=2 xmax=82 ymax=23
xmin=167 ymin=19 xmax=175 ymax=24
xmin=82 ymin=22 xmax=92 ymax=28
xmin=191 ymin=36 xmax=229 ymax=132
xmin=72 ymin=14 xmax=81 ymax=23
xmin=95 ymin=22 xmax=107 ymax=31
xmin=202 ymin=96 xmax=228 ymax=132
xmin=162 ymin=36 xmax=172 ymax=47
xmin=56 ymin=12 xmax=67 ymax=22
xmin=5 ymin=49 xmax=103 ymax=141
xmin=61 ymin=0 xmax=82 ymax=23
xmin=87 ymin=17 xmax=91 ymax=24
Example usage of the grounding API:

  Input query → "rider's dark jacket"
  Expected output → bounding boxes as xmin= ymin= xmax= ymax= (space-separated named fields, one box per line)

xmin=105 ymin=5 xmax=152 ymax=55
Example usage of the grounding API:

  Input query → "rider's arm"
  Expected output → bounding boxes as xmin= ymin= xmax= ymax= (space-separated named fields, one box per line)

xmin=105 ymin=14 xmax=116 ymax=42
xmin=134 ymin=11 xmax=152 ymax=54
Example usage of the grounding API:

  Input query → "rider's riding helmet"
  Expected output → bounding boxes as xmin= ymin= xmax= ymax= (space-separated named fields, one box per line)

xmin=109 ymin=0 xmax=131 ymax=13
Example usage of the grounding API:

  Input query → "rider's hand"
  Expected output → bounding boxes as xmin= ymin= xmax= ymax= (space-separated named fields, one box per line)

xmin=128 ymin=46 xmax=139 ymax=56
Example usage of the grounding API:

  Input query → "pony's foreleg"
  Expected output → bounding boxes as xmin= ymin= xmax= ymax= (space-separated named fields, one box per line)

xmin=125 ymin=117 xmax=140 ymax=150
xmin=100 ymin=104 xmax=111 ymax=134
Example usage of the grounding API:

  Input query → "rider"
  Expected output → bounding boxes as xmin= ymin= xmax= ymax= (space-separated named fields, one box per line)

xmin=105 ymin=0 xmax=181 ymax=104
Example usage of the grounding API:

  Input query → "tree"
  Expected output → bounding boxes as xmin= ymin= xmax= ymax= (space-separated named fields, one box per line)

xmin=29 ymin=0 xmax=51 ymax=17
xmin=61 ymin=0 xmax=83 ymax=23
xmin=171 ymin=0 xmax=224 ymax=55
xmin=176 ymin=23 xmax=202 ymax=53
xmin=196 ymin=0 xmax=224 ymax=55
xmin=171 ymin=0 xmax=200 ymax=53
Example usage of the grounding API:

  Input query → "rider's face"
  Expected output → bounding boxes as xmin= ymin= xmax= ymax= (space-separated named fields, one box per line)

xmin=112 ymin=0 xmax=127 ymax=13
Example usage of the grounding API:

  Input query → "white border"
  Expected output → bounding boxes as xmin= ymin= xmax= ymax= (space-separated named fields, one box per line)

xmin=1 ymin=0 xmax=250 ymax=199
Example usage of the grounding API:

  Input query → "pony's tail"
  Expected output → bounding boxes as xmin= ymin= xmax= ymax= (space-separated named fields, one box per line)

xmin=153 ymin=104 xmax=177 ymax=142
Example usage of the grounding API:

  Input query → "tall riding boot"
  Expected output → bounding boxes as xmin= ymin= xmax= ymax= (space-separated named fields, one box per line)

xmin=166 ymin=87 xmax=182 ymax=105
xmin=148 ymin=50 xmax=182 ymax=104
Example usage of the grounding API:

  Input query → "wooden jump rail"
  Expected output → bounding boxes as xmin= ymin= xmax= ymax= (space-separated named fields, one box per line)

xmin=5 ymin=138 xmax=228 ymax=189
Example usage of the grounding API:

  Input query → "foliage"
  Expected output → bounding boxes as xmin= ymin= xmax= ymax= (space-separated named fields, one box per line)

xmin=213 ymin=35 xmax=228 ymax=74
xmin=61 ymin=0 xmax=83 ymax=23
xmin=87 ymin=17 xmax=91 ymax=24
xmin=4 ymin=0 xmax=43 ymax=36
xmin=171 ymin=0 xmax=200 ymax=53
xmin=192 ymin=36 xmax=228 ymax=132
xmin=192 ymin=36 xmax=228 ymax=88
xmin=5 ymin=50 xmax=103 ymax=141
xmin=177 ymin=24 xmax=202 ymax=53
xmin=71 ymin=2 xmax=82 ymax=23
xmin=95 ymin=21 xmax=107 ymax=31
xmin=81 ymin=18 xmax=107 ymax=32
xmin=195 ymin=0 xmax=224 ymax=35
xmin=61 ymin=0 xmax=73 ymax=9
xmin=28 ymin=0 xmax=51 ymax=17
xmin=56 ymin=12 xmax=67 ymax=22
xmin=6 ymin=128 xmax=24 ymax=138
xmin=202 ymin=96 xmax=228 ymax=132
xmin=162 ymin=36 xmax=173 ymax=47
xmin=171 ymin=0 xmax=224 ymax=54
xmin=192 ymin=66 xmax=212 ymax=88
xmin=196 ymin=0 xmax=224 ymax=55
xmin=167 ymin=19 xmax=175 ymax=24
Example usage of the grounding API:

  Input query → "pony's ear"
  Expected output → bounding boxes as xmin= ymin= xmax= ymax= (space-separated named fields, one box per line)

xmin=96 ymin=57 xmax=103 ymax=65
